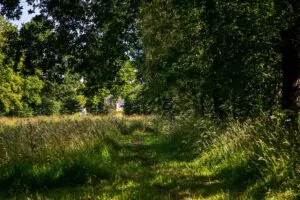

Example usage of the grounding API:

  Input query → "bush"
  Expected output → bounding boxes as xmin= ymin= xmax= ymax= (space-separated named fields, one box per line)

xmin=62 ymin=95 xmax=87 ymax=114
xmin=37 ymin=98 xmax=62 ymax=115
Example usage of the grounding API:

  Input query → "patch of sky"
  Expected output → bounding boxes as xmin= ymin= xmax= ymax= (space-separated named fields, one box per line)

xmin=10 ymin=1 xmax=40 ymax=29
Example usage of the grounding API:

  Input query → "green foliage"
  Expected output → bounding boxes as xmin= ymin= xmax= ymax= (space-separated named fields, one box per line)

xmin=85 ymin=60 xmax=139 ymax=114
xmin=17 ymin=15 xmax=59 ymax=78
xmin=21 ymin=76 xmax=44 ymax=106
xmin=0 ymin=0 xmax=299 ymax=121
xmin=86 ymin=88 xmax=110 ymax=114
xmin=0 ymin=1 xmax=141 ymax=115
xmin=124 ymin=85 xmax=145 ymax=115
xmin=0 ymin=16 xmax=44 ymax=116
xmin=38 ymin=98 xmax=62 ymax=115
xmin=136 ymin=0 xmax=286 ymax=118
xmin=0 ymin=15 xmax=15 ymax=47
xmin=0 ymin=66 xmax=23 ymax=115
xmin=36 ymin=72 xmax=86 ymax=115
xmin=62 ymin=95 xmax=87 ymax=114
xmin=0 ymin=57 xmax=43 ymax=116
xmin=111 ymin=60 xmax=137 ymax=97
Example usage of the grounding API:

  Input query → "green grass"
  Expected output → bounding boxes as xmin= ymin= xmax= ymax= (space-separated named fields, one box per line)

xmin=0 ymin=115 xmax=299 ymax=199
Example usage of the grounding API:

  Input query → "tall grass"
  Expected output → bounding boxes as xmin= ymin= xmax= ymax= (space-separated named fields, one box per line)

xmin=0 ymin=115 xmax=156 ymax=196
xmin=168 ymin=114 xmax=300 ymax=199
xmin=0 ymin=114 xmax=299 ymax=199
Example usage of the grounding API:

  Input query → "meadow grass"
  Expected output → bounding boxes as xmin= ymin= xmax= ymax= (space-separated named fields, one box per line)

xmin=0 ymin=115 xmax=299 ymax=199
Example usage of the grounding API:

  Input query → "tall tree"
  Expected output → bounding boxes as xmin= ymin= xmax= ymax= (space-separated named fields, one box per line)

xmin=0 ymin=16 xmax=44 ymax=116
xmin=277 ymin=0 xmax=300 ymax=126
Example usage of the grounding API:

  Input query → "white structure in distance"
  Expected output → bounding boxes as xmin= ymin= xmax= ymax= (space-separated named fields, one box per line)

xmin=104 ymin=95 xmax=125 ymax=112
xmin=116 ymin=98 xmax=125 ymax=111
xmin=80 ymin=107 xmax=87 ymax=116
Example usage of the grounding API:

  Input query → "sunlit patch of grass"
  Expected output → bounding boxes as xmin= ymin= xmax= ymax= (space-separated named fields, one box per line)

xmin=266 ymin=189 xmax=298 ymax=200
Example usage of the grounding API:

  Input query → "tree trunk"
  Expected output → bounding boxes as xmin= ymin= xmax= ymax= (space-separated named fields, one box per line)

xmin=280 ymin=23 xmax=300 ymax=129
xmin=213 ymin=91 xmax=227 ymax=120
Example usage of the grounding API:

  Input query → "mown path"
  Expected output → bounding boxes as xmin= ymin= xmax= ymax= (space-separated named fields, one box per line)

xmin=93 ymin=131 xmax=224 ymax=200
xmin=15 ymin=130 xmax=230 ymax=200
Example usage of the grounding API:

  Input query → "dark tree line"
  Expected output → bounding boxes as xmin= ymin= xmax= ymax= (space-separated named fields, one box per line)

xmin=0 ymin=0 xmax=299 ymax=126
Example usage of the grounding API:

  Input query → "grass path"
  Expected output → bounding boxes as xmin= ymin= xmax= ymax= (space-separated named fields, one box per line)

xmin=74 ymin=131 xmax=228 ymax=200
xmin=10 ymin=129 xmax=235 ymax=200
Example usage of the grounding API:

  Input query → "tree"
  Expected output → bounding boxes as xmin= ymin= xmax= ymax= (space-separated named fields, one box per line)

xmin=0 ymin=0 xmax=298 ymax=123
xmin=136 ymin=0 xmax=298 ymax=122
xmin=0 ymin=16 xmax=44 ymax=116
xmin=276 ymin=0 xmax=300 ymax=127
xmin=37 ymin=71 xmax=86 ymax=115
xmin=0 ymin=57 xmax=43 ymax=116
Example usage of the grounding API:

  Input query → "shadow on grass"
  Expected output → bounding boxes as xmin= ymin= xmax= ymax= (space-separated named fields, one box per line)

xmin=110 ymin=132 xmax=266 ymax=199
xmin=103 ymin=133 xmax=226 ymax=199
